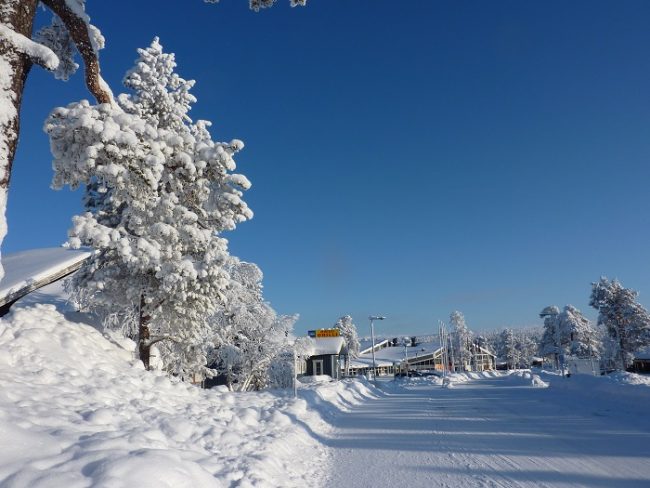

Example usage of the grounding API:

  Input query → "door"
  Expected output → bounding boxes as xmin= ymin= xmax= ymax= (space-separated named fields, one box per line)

xmin=314 ymin=359 xmax=324 ymax=376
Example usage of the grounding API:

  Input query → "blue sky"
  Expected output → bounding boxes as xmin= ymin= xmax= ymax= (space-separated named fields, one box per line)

xmin=9 ymin=0 xmax=650 ymax=337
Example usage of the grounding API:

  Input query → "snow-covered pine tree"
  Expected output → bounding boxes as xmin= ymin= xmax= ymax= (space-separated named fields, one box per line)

xmin=556 ymin=305 xmax=600 ymax=358
xmin=589 ymin=277 xmax=650 ymax=369
xmin=208 ymin=257 xmax=297 ymax=391
xmin=514 ymin=331 xmax=537 ymax=368
xmin=0 ymin=0 xmax=305 ymax=280
xmin=334 ymin=315 xmax=360 ymax=376
xmin=449 ymin=311 xmax=472 ymax=371
xmin=46 ymin=39 xmax=253 ymax=372
xmin=500 ymin=328 xmax=519 ymax=369
xmin=539 ymin=305 xmax=561 ymax=368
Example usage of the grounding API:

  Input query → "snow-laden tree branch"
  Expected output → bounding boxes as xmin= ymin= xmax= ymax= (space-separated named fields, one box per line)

xmin=0 ymin=23 xmax=59 ymax=70
xmin=204 ymin=0 xmax=307 ymax=11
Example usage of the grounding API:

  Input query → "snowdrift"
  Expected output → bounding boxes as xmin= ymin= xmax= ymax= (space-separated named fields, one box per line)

xmin=0 ymin=304 xmax=329 ymax=488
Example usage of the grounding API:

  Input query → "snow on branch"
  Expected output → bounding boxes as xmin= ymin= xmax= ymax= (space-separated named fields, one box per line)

xmin=0 ymin=24 xmax=59 ymax=71
xmin=203 ymin=0 xmax=307 ymax=11
xmin=146 ymin=335 xmax=182 ymax=347
xmin=34 ymin=15 xmax=79 ymax=81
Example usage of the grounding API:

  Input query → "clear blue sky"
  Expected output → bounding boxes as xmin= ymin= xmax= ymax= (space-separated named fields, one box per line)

xmin=8 ymin=0 xmax=650 ymax=337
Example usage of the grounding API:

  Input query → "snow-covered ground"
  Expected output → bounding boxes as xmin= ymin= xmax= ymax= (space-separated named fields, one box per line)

xmin=2 ymin=278 xmax=650 ymax=487
xmin=0 ymin=282 xmax=358 ymax=488
xmin=323 ymin=370 xmax=650 ymax=487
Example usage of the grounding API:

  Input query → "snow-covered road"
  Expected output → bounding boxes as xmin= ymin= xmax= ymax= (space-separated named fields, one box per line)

xmin=322 ymin=373 xmax=650 ymax=488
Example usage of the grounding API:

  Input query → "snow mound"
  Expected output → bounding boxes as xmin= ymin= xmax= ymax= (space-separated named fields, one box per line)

xmin=498 ymin=370 xmax=548 ymax=387
xmin=298 ymin=376 xmax=379 ymax=418
xmin=0 ymin=305 xmax=324 ymax=487
xmin=607 ymin=371 xmax=650 ymax=386
xmin=531 ymin=374 xmax=549 ymax=388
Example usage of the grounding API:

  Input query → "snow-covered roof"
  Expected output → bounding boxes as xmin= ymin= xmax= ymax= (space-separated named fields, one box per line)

xmin=359 ymin=338 xmax=390 ymax=354
xmin=635 ymin=348 xmax=650 ymax=360
xmin=306 ymin=337 xmax=346 ymax=356
xmin=349 ymin=357 xmax=395 ymax=368
xmin=0 ymin=248 xmax=91 ymax=309
xmin=358 ymin=338 xmax=443 ymax=363
xmin=476 ymin=345 xmax=497 ymax=357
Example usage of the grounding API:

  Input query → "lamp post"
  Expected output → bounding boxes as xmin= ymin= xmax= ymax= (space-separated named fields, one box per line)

xmin=369 ymin=315 xmax=385 ymax=380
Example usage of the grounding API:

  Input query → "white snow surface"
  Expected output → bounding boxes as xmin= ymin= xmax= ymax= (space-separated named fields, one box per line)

xmin=0 ymin=293 xmax=335 ymax=487
xmin=3 ymin=279 xmax=650 ymax=487
xmin=322 ymin=370 xmax=650 ymax=487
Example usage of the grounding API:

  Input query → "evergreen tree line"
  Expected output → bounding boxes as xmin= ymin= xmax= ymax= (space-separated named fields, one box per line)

xmin=477 ymin=277 xmax=650 ymax=372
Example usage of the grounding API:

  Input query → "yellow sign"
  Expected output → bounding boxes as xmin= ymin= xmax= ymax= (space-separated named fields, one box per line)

xmin=315 ymin=329 xmax=340 ymax=338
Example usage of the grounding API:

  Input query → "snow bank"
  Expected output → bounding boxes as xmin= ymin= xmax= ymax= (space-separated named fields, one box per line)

xmin=0 ymin=304 xmax=324 ymax=488
xmin=509 ymin=368 xmax=650 ymax=392
xmin=606 ymin=370 xmax=650 ymax=386
xmin=297 ymin=375 xmax=379 ymax=420
xmin=503 ymin=370 xmax=549 ymax=388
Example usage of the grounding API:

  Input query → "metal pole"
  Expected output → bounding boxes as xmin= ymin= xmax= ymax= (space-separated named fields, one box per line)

xmin=370 ymin=318 xmax=377 ymax=380
xmin=368 ymin=316 xmax=385 ymax=382
xmin=293 ymin=347 xmax=298 ymax=398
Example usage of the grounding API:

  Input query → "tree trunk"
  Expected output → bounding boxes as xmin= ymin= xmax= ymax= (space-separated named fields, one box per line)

xmin=138 ymin=295 xmax=152 ymax=370
xmin=619 ymin=328 xmax=626 ymax=370
xmin=0 ymin=0 xmax=39 ymax=189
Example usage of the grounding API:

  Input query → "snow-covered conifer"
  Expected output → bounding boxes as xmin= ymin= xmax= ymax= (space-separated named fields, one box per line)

xmin=515 ymin=331 xmax=538 ymax=368
xmin=589 ymin=277 xmax=650 ymax=369
xmin=500 ymin=328 xmax=519 ymax=369
xmin=334 ymin=315 xmax=360 ymax=375
xmin=449 ymin=311 xmax=472 ymax=371
xmin=47 ymin=39 xmax=252 ymax=372
xmin=556 ymin=305 xmax=600 ymax=358
xmin=539 ymin=306 xmax=561 ymax=367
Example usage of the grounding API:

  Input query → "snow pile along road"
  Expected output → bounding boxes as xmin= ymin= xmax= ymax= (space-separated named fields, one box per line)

xmin=0 ymin=304 xmax=327 ymax=488
xmin=298 ymin=375 xmax=379 ymax=418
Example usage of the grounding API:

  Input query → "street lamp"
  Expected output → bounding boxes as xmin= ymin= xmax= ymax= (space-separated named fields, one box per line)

xmin=369 ymin=315 xmax=385 ymax=380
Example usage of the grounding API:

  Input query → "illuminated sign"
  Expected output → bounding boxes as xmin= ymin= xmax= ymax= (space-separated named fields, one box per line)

xmin=315 ymin=329 xmax=340 ymax=338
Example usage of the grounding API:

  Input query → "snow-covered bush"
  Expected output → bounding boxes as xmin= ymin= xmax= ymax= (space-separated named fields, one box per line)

xmin=208 ymin=257 xmax=297 ymax=391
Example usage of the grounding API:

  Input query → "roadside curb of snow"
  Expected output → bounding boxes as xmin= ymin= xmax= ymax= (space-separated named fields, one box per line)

xmin=503 ymin=369 xmax=549 ymax=388
xmin=297 ymin=376 xmax=381 ymax=423
xmin=538 ymin=369 xmax=650 ymax=403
